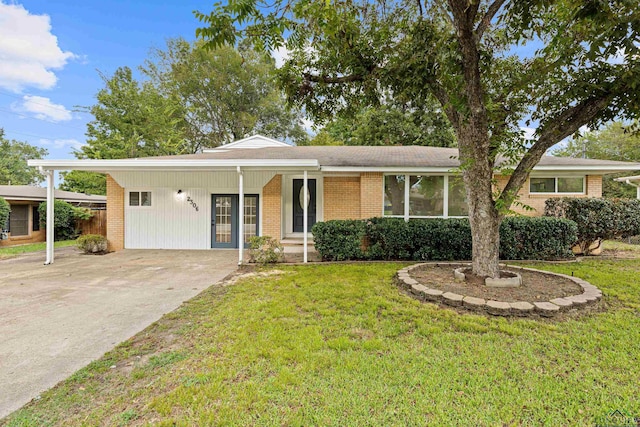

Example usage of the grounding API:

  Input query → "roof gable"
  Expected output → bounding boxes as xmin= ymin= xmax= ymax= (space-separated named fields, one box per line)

xmin=203 ymin=135 xmax=291 ymax=151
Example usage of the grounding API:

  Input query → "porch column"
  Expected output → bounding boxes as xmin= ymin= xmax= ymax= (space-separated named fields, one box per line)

xmin=303 ymin=170 xmax=308 ymax=263
xmin=45 ymin=169 xmax=55 ymax=265
xmin=238 ymin=167 xmax=244 ymax=265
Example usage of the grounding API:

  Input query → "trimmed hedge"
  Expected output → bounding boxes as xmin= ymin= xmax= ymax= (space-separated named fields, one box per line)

xmin=312 ymin=216 xmax=577 ymax=261
xmin=545 ymin=197 xmax=640 ymax=254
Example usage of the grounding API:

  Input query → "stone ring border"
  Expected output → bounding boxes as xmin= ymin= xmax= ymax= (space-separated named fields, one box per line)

xmin=397 ymin=262 xmax=603 ymax=317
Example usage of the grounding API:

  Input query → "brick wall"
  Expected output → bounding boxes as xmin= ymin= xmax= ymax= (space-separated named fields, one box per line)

xmin=496 ymin=175 xmax=603 ymax=216
xmin=106 ymin=174 xmax=125 ymax=251
xmin=323 ymin=176 xmax=361 ymax=220
xmin=360 ymin=172 xmax=383 ymax=218
xmin=262 ymin=174 xmax=282 ymax=239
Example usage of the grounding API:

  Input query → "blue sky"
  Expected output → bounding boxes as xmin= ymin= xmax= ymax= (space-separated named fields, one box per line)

xmin=0 ymin=0 xmax=216 ymax=164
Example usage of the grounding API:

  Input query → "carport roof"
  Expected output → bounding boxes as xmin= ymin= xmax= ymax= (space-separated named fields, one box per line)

xmin=0 ymin=185 xmax=106 ymax=204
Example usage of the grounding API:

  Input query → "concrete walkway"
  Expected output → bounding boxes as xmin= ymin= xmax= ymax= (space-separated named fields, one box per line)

xmin=0 ymin=248 xmax=237 ymax=418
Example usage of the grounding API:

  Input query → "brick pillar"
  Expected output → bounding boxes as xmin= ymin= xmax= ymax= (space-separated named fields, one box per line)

xmin=586 ymin=175 xmax=602 ymax=197
xmin=360 ymin=172 xmax=383 ymax=219
xmin=106 ymin=174 xmax=125 ymax=251
xmin=262 ymin=174 xmax=282 ymax=240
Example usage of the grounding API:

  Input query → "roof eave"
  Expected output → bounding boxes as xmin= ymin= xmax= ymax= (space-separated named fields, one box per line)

xmin=28 ymin=159 xmax=320 ymax=171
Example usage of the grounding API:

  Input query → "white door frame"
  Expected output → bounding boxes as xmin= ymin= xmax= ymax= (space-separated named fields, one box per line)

xmin=282 ymin=174 xmax=323 ymax=238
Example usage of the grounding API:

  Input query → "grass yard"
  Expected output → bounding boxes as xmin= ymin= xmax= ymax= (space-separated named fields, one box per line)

xmin=0 ymin=240 xmax=76 ymax=259
xmin=3 ymin=259 xmax=640 ymax=426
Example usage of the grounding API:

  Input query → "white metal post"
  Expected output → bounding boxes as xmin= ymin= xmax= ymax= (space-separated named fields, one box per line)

xmin=45 ymin=170 xmax=55 ymax=265
xmin=238 ymin=166 xmax=244 ymax=265
xmin=303 ymin=170 xmax=308 ymax=263
xmin=637 ymin=186 xmax=640 ymax=200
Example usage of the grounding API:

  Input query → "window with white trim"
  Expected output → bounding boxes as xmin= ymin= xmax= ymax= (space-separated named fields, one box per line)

xmin=384 ymin=174 xmax=468 ymax=218
xmin=529 ymin=177 xmax=585 ymax=194
xmin=129 ymin=191 xmax=152 ymax=207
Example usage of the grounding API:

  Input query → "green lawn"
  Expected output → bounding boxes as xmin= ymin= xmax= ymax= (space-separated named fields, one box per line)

xmin=3 ymin=259 xmax=640 ymax=426
xmin=0 ymin=240 xmax=76 ymax=259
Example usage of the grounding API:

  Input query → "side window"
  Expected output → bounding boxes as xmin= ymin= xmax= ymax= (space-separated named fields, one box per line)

xmin=129 ymin=191 xmax=152 ymax=207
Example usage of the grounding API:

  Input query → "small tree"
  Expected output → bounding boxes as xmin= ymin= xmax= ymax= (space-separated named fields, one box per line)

xmin=38 ymin=201 xmax=93 ymax=241
xmin=0 ymin=197 xmax=10 ymax=232
xmin=545 ymin=198 xmax=640 ymax=255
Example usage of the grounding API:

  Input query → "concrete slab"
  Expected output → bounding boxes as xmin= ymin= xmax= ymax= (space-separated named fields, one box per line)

xmin=0 ymin=248 xmax=237 ymax=418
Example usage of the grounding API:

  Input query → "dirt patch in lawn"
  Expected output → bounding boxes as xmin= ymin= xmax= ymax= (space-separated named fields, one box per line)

xmin=410 ymin=264 xmax=583 ymax=303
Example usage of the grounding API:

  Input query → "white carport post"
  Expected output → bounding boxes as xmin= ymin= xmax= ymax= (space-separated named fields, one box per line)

xmin=623 ymin=180 xmax=640 ymax=200
xmin=238 ymin=166 xmax=244 ymax=265
xmin=303 ymin=170 xmax=308 ymax=263
xmin=44 ymin=169 xmax=55 ymax=265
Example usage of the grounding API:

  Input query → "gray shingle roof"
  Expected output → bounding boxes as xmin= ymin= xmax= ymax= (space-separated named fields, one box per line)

xmin=146 ymin=146 xmax=639 ymax=169
xmin=0 ymin=185 xmax=106 ymax=204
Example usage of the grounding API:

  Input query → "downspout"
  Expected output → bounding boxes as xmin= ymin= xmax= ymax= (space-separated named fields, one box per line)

xmin=238 ymin=166 xmax=244 ymax=266
xmin=41 ymin=167 xmax=55 ymax=265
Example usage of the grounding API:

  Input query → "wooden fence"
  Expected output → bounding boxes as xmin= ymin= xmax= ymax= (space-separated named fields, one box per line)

xmin=77 ymin=209 xmax=107 ymax=236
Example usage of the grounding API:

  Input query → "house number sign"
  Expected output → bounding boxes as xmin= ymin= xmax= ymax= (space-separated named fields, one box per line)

xmin=186 ymin=196 xmax=199 ymax=212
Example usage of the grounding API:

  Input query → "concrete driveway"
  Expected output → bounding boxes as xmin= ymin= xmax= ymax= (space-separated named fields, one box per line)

xmin=0 ymin=248 xmax=237 ymax=418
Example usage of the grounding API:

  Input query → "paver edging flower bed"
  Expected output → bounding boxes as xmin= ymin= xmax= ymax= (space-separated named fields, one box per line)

xmin=397 ymin=262 xmax=603 ymax=318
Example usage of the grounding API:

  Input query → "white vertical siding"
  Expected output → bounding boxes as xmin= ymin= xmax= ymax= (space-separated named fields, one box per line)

xmin=114 ymin=171 xmax=276 ymax=249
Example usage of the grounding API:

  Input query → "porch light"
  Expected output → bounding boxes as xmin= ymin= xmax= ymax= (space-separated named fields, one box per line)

xmin=176 ymin=189 xmax=186 ymax=201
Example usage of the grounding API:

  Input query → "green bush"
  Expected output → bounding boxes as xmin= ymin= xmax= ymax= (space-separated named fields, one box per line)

xmin=0 ymin=197 xmax=9 ymax=231
xmin=500 ymin=216 xmax=577 ymax=260
xmin=248 ymin=236 xmax=284 ymax=264
xmin=77 ymin=234 xmax=108 ymax=254
xmin=545 ymin=198 xmax=640 ymax=255
xmin=312 ymin=220 xmax=367 ymax=261
xmin=312 ymin=216 xmax=577 ymax=261
xmin=38 ymin=200 xmax=93 ymax=241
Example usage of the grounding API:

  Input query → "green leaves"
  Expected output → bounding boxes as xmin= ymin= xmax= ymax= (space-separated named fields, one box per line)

xmin=0 ymin=129 xmax=47 ymax=185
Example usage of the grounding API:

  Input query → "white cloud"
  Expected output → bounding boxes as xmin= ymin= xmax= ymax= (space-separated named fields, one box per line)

xmin=39 ymin=138 xmax=84 ymax=150
xmin=271 ymin=46 xmax=290 ymax=69
xmin=521 ymin=127 xmax=536 ymax=140
xmin=0 ymin=2 xmax=75 ymax=92
xmin=12 ymin=95 xmax=72 ymax=122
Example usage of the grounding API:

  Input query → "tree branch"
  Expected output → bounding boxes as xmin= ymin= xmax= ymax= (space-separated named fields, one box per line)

xmin=476 ymin=0 xmax=508 ymax=41
xmin=497 ymin=92 xmax=614 ymax=207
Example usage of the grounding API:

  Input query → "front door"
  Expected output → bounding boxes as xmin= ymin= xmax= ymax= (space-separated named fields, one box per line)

xmin=293 ymin=179 xmax=316 ymax=233
xmin=211 ymin=194 xmax=259 ymax=248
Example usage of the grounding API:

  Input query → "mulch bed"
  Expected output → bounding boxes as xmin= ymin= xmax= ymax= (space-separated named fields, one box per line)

xmin=410 ymin=264 xmax=583 ymax=303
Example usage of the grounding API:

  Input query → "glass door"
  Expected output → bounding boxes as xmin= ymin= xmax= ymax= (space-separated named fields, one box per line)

xmin=211 ymin=194 xmax=259 ymax=248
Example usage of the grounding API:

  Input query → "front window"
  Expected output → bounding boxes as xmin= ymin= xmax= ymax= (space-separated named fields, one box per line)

xmin=410 ymin=176 xmax=444 ymax=216
xmin=384 ymin=174 xmax=468 ymax=218
xmin=530 ymin=177 xmax=585 ymax=194
xmin=129 ymin=191 xmax=152 ymax=207
xmin=384 ymin=175 xmax=405 ymax=216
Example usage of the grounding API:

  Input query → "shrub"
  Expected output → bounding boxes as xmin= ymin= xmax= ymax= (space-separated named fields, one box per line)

xmin=0 ymin=197 xmax=9 ymax=232
xmin=39 ymin=200 xmax=93 ymax=241
xmin=311 ymin=220 xmax=367 ymax=261
xmin=545 ymin=198 xmax=640 ymax=255
xmin=76 ymin=234 xmax=108 ymax=254
xmin=312 ymin=216 xmax=576 ymax=261
xmin=248 ymin=236 xmax=284 ymax=264
xmin=499 ymin=216 xmax=577 ymax=260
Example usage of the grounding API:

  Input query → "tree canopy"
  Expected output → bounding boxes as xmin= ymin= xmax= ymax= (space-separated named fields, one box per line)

xmin=59 ymin=170 xmax=107 ymax=196
xmin=0 ymin=129 xmax=48 ymax=186
xmin=196 ymin=0 xmax=640 ymax=277
xmin=78 ymin=39 xmax=308 ymax=161
xmin=553 ymin=121 xmax=640 ymax=198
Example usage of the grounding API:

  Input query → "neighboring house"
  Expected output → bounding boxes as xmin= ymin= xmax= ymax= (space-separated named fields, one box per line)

xmin=0 ymin=185 xmax=106 ymax=247
xmin=28 ymin=135 xmax=640 ymax=264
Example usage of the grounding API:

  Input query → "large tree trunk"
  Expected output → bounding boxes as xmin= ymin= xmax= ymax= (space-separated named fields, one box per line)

xmin=458 ymin=127 xmax=502 ymax=279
